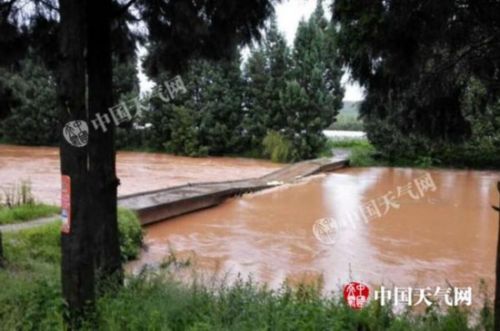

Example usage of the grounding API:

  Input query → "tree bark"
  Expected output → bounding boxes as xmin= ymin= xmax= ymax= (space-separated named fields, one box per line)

xmin=58 ymin=0 xmax=94 ymax=326
xmin=87 ymin=0 xmax=123 ymax=287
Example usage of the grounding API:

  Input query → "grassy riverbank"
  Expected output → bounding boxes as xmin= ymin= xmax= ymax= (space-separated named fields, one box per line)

xmin=0 ymin=208 xmax=493 ymax=330
xmin=327 ymin=138 xmax=500 ymax=170
xmin=0 ymin=204 xmax=59 ymax=225
xmin=0 ymin=180 xmax=59 ymax=225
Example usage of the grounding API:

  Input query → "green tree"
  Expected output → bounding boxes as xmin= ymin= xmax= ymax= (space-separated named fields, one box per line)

xmin=333 ymin=0 xmax=500 ymax=163
xmin=244 ymin=15 xmax=291 ymax=148
xmin=243 ymin=48 xmax=270 ymax=147
xmin=0 ymin=2 xmax=140 ymax=148
xmin=285 ymin=0 xmax=344 ymax=159
xmin=163 ymin=105 xmax=204 ymax=156
xmin=0 ymin=57 xmax=58 ymax=145
xmin=195 ymin=55 xmax=245 ymax=155
xmin=145 ymin=52 xmax=244 ymax=156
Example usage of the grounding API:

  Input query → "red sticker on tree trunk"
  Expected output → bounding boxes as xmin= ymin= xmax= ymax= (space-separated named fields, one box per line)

xmin=61 ymin=175 xmax=71 ymax=234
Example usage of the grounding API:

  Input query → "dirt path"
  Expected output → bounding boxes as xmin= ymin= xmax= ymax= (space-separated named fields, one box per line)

xmin=0 ymin=215 xmax=59 ymax=232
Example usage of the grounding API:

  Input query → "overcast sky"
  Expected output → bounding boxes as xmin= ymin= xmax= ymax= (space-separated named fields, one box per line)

xmin=138 ymin=0 xmax=365 ymax=102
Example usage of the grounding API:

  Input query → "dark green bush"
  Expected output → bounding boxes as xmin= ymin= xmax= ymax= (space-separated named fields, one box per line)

xmin=117 ymin=208 xmax=143 ymax=262
xmin=163 ymin=106 xmax=207 ymax=157
xmin=0 ymin=61 xmax=59 ymax=146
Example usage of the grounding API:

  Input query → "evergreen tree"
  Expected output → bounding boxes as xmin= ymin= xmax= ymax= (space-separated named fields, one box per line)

xmin=285 ymin=0 xmax=344 ymax=159
xmin=333 ymin=0 xmax=500 ymax=162
xmin=243 ymin=48 xmax=271 ymax=147
xmin=0 ymin=2 xmax=140 ymax=148
xmin=0 ymin=57 xmax=58 ymax=145
xmin=145 ymin=52 xmax=245 ymax=156
xmin=243 ymin=2 xmax=344 ymax=161
xmin=263 ymin=16 xmax=292 ymax=131
xmin=195 ymin=55 xmax=245 ymax=155
xmin=163 ymin=105 xmax=203 ymax=156
xmin=244 ymin=15 xmax=291 ymax=149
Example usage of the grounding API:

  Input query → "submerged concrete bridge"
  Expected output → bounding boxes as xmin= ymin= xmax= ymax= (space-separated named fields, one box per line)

xmin=118 ymin=156 xmax=349 ymax=225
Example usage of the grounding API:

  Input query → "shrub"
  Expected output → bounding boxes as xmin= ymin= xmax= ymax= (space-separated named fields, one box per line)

xmin=2 ymin=208 xmax=142 ymax=265
xmin=117 ymin=208 xmax=143 ymax=262
xmin=162 ymin=106 xmax=207 ymax=157
xmin=0 ymin=60 xmax=59 ymax=146
xmin=3 ymin=221 xmax=62 ymax=266
xmin=262 ymin=131 xmax=294 ymax=162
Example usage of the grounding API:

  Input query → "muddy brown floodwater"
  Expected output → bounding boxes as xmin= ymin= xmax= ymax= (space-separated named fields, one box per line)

xmin=0 ymin=144 xmax=281 ymax=204
xmin=2 ymin=144 xmax=499 ymax=305
xmin=130 ymin=167 xmax=500 ymax=304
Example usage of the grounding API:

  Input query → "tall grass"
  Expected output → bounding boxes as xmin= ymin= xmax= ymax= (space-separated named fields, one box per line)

xmin=0 ymin=180 xmax=59 ymax=225
xmin=262 ymin=131 xmax=294 ymax=163
xmin=0 ymin=204 xmax=60 ymax=225
xmin=0 ymin=269 xmax=493 ymax=330
xmin=1 ymin=180 xmax=35 ymax=207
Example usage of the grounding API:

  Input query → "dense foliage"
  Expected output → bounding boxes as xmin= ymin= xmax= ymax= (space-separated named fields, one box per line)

xmin=243 ymin=2 xmax=344 ymax=161
xmin=333 ymin=0 xmax=500 ymax=168
xmin=144 ymin=54 xmax=245 ymax=156
xmin=0 ymin=0 xmax=344 ymax=163
xmin=113 ymin=2 xmax=345 ymax=162
xmin=0 ymin=0 xmax=140 ymax=146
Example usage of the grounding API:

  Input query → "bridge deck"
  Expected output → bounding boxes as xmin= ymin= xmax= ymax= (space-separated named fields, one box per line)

xmin=118 ymin=156 xmax=349 ymax=225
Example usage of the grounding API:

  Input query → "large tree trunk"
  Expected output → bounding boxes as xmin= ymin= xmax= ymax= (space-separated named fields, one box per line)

xmin=58 ymin=0 xmax=122 ymax=324
xmin=58 ymin=0 xmax=95 ymax=325
xmin=87 ymin=0 xmax=123 ymax=287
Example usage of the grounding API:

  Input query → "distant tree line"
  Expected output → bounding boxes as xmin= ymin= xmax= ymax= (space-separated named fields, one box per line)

xmin=0 ymin=0 xmax=344 ymax=163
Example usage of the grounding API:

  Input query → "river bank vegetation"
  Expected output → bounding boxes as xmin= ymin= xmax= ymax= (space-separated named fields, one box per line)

xmin=0 ymin=181 xmax=58 ymax=225
xmin=0 ymin=4 xmax=343 ymax=163
xmin=328 ymin=101 xmax=364 ymax=131
xmin=326 ymin=137 xmax=500 ymax=170
xmin=0 ymin=216 xmax=494 ymax=330
xmin=333 ymin=1 xmax=500 ymax=170
xmin=1 ymin=1 xmax=498 ymax=169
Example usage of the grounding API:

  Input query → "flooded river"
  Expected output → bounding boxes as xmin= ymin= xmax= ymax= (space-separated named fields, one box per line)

xmin=131 ymin=167 xmax=500 ymax=301
xmin=0 ymin=144 xmax=280 ymax=204
xmin=2 ymin=144 xmax=499 ymax=304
